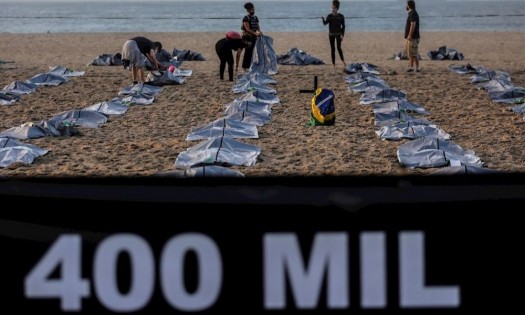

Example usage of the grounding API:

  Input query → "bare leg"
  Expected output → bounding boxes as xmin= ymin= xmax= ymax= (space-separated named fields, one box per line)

xmin=138 ymin=68 xmax=145 ymax=83
xmin=131 ymin=65 xmax=138 ymax=82
xmin=405 ymin=40 xmax=414 ymax=71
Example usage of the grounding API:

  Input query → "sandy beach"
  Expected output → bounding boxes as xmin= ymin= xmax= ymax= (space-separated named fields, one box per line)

xmin=1 ymin=31 xmax=524 ymax=178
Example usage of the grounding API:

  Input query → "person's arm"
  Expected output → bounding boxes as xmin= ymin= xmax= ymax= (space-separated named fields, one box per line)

xmin=407 ymin=21 xmax=416 ymax=41
xmin=147 ymin=50 xmax=166 ymax=70
xmin=243 ymin=20 xmax=257 ymax=37
xmin=341 ymin=15 xmax=345 ymax=38
xmin=255 ymin=16 xmax=262 ymax=36
xmin=322 ymin=14 xmax=329 ymax=25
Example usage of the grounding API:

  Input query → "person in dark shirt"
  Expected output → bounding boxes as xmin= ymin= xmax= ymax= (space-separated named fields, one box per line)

xmin=322 ymin=0 xmax=346 ymax=68
xmin=404 ymin=0 xmax=420 ymax=72
xmin=241 ymin=2 xmax=261 ymax=72
xmin=215 ymin=33 xmax=251 ymax=81
xmin=121 ymin=36 xmax=166 ymax=84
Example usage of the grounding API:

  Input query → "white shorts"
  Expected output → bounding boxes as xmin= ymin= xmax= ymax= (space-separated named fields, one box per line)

xmin=122 ymin=40 xmax=145 ymax=68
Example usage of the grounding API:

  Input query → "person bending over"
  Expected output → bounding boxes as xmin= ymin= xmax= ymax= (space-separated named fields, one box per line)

xmin=121 ymin=36 xmax=166 ymax=84
xmin=215 ymin=33 xmax=251 ymax=81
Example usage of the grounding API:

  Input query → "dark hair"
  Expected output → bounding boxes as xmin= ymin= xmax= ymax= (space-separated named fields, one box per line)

xmin=332 ymin=0 xmax=340 ymax=10
xmin=153 ymin=41 xmax=162 ymax=51
xmin=407 ymin=0 xmax=415 ymax=10
xmin=244 ymin=2 xmax=254 ymax=10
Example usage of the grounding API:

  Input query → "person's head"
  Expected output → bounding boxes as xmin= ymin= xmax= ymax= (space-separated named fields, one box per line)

xmin=244 ymin=2 xmax=255 ymax=15
xmin=153 ymin=41 xmax=162 ymax=52
xmin=332 ymin=0 xmax=340 ymax=12
xmin=406 ymin=0 xmax=415 ymax=11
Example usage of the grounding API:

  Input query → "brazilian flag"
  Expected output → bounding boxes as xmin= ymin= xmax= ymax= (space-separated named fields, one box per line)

xmin=307 ymin=88 xmax=335 ymax=126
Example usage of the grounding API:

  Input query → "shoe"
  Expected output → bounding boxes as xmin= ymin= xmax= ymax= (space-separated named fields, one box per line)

xmin=407 ymin=68 xmax=414 ymax=72
xmin=416 ymin=68 xmax=421 ymax=72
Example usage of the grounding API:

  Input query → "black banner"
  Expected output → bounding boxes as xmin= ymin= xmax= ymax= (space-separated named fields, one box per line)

xmin=1 ymin=175 xmax=523 ymax=314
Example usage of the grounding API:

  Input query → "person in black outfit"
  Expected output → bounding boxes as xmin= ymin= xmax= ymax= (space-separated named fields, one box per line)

xmin=215 ymin=33 xmax=251 ymax=81
xmin=241 ymin=2 xmax=261 ymax=71
xmin=322 ymin=0 xmax=346 ymax=68
xmin=121 ymin=36 xmax=166 ymax=84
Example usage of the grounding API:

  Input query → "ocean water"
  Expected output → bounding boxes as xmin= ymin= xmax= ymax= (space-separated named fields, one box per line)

xmin=0 ymin=0 xmax=524 ymax=33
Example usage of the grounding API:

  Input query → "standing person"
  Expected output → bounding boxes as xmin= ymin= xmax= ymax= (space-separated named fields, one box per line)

xmin=405 ymin=0 xmax=420 ymax=72
xmin=322 ymin=0 xmax=346 ymax=68
xmin=121 ymin=36 xmax=166 ymax=84
xmin=215 ymin=32 xmax=251 ymax=81
xmin=241 ymin=2 xmax=261 ymax=72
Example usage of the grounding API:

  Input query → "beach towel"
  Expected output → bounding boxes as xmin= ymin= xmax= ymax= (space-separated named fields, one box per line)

xmin=307 ymin=88 xmax=335 ymax=126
